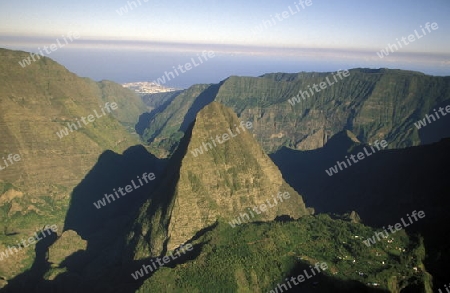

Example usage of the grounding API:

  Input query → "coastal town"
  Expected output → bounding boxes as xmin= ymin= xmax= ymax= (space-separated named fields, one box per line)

xmin=121 ymin=81 xmax=178 ymax=94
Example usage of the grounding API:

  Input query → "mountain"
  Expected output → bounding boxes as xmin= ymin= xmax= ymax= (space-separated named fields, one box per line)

xmin=0 ymin=48 xmax=448 ymax=292
xmin=141 ymin=83 xmax=216 ymax=157
xmin=3 ymin=101 xmax=431 ymax=293
xmin=141 ymin=68 xmax=450 ymax=158
xmin=133 ymin=68 xmax=450 ymax=292
xmin=127 ymin=101 xmax=311 ymax=259
xmin=135 ymin=90 xmax=184 ymax=136
xmin=0 ymin=48 xmax=148 ymax=280
xmin=140 ymin=90 xmax=183 ymax=112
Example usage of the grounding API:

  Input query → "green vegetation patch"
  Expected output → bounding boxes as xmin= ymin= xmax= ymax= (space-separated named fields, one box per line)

xmin=137 ymin=214 xmax=426 ymax=292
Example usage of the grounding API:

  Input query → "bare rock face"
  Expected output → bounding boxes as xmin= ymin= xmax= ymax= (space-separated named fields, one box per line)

xmin=129 ymin=102 xmax=310 ymax=258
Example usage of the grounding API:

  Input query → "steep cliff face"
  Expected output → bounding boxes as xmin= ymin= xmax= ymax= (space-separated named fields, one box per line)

xmin=142 ymin=69 xmax=450 ymax=157
xmin=128 ymin=102 xmax=310 ymax=258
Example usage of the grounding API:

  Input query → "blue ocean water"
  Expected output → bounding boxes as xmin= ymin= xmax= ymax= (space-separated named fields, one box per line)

xmin=8 ymin=45 xmax=449 ymax=89
xmin=47 ymin=49 xmax=354 ymax=88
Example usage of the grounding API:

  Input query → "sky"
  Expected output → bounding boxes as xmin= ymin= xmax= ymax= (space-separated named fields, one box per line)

xmin=0 ymin=0 xmax=449 ymax=87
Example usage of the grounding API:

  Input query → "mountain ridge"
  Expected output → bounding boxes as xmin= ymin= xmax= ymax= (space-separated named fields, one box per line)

xmin=0 ymin=48 xmax=149 ymax=280
xmin=0 ymin=48 xmax=447 ymax=292
xmin=141 ymin=68 xmax=450 ymax=159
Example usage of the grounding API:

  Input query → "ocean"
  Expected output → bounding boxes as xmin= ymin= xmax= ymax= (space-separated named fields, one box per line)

xmin=6 ymin=44 xmax=449 ymax=88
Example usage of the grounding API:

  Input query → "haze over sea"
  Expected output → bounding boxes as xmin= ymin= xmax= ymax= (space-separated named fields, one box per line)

xmin=2 ymin=0 xmax=449 ymax=88
xmin=4 ymin=40 xmax=449 ymax=89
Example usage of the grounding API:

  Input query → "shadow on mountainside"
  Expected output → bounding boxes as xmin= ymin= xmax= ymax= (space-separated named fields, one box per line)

xmin=43 ymin=122 xmax=197 ymax=293
xmin=137 ymin=83 xmax=220 ymax=149
xmin=416 ymin=100 xmax=450 ymax=146
xmin=135 ymin=90 xmax=182 ymax=136
xmin=64 ymin=144 xmax=167 ymax=238
xmin=270 ymin=132 xmax=450 ymax=225
xmin=1 ymin=145 xmax=168 ymax=293
xmin=3 ymin=129 xmax=436 ymax=292
xmin=6 ymin=112 xmax=449 ymax=292
xmin=1 ymin=230 xmax=58 ymax=293
xmin=179 ymin=82 xmax=222 ymax=132
xmin=121 ymin=223 xmax=217 ymax=292
xmin=270 ymin=133 xmax=450 ymax=291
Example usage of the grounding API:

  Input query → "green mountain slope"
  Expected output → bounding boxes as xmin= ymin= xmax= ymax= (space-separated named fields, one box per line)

xmin=0 ymin=48 xmax=147 ymax=280
xmin=137 ymin=215 xmax=430 ymax=293
xmin=0 ymin=98 xmax=436 ymax=293
xmin=141 ymin=68 xmax=450 ymax=158
xmin=142 ymin=84 xmax=212 ymax=157
xmin=128 ymin=101 xmax=310 ymax=259
xmin=0 ymin=49 xmax=445 ymax=293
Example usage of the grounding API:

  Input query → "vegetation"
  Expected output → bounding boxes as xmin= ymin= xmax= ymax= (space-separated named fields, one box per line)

xmin=141 ymin=69 xmax=450 ymax=158
xmin=0 ymin=48 xmax=146 ymax=280
xmin=0 ymin=49 xmax=443 ymax=292
xmin=138 ymin=214 xmax=427 ymax=292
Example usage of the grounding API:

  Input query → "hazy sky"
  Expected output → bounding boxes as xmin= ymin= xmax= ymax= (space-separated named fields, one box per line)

xmin=1 ymin=0 xmax=449 ymax=50
xmin=0 ymin=0 xmax=449 ymax=86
